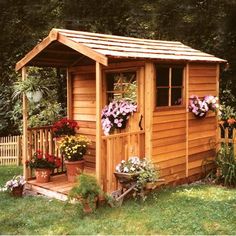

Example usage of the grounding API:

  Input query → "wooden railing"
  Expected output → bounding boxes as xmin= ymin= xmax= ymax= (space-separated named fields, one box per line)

xmin=101 ymin=130 xmax=145 ymax=192
xmin=27 ymin=126 xmax=64 ymax=178
xmin=0 ymin=136 xmax=21 ymax=166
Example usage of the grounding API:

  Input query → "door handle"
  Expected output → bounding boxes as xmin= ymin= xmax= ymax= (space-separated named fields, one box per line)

xmin=139 ymin=115 xmax=143 ymax=130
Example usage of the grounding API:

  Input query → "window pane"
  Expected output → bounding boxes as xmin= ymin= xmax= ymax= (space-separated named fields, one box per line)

xmin=157 ymin=88 xmax=169 ymax=106
xmin=172 ymin=68 xmax=183 ymax=86
xmin=106 ymin=72 xmax=137 ymax=103
xmin=156 ymin=67 xmax=169 ymax=86
xmin=106 ymin=73 xmax=115 ymax=92
xmin=171 ymin=88 xmax=182 ymax=105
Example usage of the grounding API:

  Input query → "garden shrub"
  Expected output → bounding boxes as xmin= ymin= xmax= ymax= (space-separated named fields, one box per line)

xmin=216 ymin=144 xmax=236 ymax=187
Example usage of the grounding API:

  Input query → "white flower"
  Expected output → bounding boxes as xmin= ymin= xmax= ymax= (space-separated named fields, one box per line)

xmin=123 ymin=167 xmax=129 ymax=173
xmin=116 ymin=164 xmax=121 ymax=172
xmin=130 ymin=167 xmax=135 ymax=171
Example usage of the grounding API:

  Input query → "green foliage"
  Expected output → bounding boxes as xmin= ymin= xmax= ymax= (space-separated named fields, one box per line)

xmin=219 ymin=105 xmax=236 ymax=121
xmin=1 ymin=165 xmax=236 ymax=235
xmin=69 ymin=174 xmax=101 ymax=211
xmin=69 ymin=174 xmax=101 ymax=200
xmin=13 ymin=76 xmax=51 ymax=99
xmin=136 ymin=163 xmax=159 ymax=189
xmin=1 ymin=0 xmax=236 ymax=135
xmin=216 ymin=144 xmax=236 ymax=187
xmin=28 ymin=101 xmax=63 ymax=128
xmin=0 ymin=85 xmax=19 ymax=135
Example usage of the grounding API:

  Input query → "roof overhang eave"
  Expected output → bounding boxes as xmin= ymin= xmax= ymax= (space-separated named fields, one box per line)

xmin=15 ymin=29 xmax=108 ymax=71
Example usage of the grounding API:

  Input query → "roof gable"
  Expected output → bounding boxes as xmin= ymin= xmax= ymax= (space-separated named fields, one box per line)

xmin=15 ymin=28 xmax=226 ymax=71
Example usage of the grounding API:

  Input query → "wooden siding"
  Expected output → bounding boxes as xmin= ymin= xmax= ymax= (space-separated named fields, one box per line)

xmin=72 ymin=71 xmax=96 ymax=169
xmin=152 ymin=63 xmax=218 ymax=184
xmin=188 ymin=63 xmax=217 ymax=178
xmin=152 ymin=108 xmax=187 ymax=183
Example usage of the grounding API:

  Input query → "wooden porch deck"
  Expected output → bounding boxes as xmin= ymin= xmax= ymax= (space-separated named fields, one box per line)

xmin=26 ymin=168 xmax=95 ymax=201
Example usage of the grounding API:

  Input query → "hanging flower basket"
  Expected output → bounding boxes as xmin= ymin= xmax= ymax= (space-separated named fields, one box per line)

xmin=189 ymin=95 xmax=219 ymax=119
xmin=26 ymin=90 xmax=43 ymax=103
xmin=101 ymin=100 xmax=137 ymax=135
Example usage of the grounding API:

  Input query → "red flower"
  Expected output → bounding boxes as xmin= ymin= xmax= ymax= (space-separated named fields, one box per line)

xmin=55 ymin=158 xmax=62 ymax=168
xmin=48 ymin=156 xmax=55 ymax=163
xmin=37 ymin=154 xmax=43 ymax=159
xmin=227 ymin=118 xmax=236 ymax=125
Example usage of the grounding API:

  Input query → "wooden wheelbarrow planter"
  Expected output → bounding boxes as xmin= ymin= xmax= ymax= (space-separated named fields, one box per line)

xmin=111 ymin=172 xmax=165 ymax=206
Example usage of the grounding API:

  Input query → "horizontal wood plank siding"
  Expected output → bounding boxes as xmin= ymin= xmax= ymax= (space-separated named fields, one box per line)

xmin=72 ymin=71 xmax=96 ymax=169
xmin=152 ymin=108 xmax=187 ymax=182
xmin=188 ymin=63 xmax=217 ymax=177
xmin=152 ymin=63 xmax=218 ymax=184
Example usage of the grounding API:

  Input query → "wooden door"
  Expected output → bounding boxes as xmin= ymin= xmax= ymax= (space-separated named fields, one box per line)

xmin=101 ymin=67 xmax=145 ymax=192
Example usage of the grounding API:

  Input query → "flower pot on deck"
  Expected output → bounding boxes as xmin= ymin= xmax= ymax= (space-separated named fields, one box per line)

xmin=35 ymin=168 xmax=51 ymax=183
xmin=65 ymin=160 xmax=85 ymax=182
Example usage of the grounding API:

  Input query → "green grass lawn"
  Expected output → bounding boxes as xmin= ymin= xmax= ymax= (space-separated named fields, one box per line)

xmin=0 ymin=166 xmax=236 ymax=235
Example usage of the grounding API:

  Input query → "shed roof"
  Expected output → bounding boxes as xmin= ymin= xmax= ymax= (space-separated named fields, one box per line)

xmin=16 ymin=28 xmax=226 ymax=71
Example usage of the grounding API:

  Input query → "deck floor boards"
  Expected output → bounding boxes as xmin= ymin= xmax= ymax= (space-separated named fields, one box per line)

xmin=27 ymin=168 xmax=95 ymax=200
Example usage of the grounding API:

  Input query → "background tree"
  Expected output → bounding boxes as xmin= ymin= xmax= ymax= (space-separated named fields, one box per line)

xmin=0 ymin=0 xmax=236 ymax=136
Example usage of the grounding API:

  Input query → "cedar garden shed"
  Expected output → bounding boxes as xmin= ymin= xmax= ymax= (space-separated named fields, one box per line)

xmin=16 ymin=28 xmax=226 ymax=196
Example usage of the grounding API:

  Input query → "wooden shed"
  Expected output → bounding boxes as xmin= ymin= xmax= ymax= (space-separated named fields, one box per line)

xmin=16 ymin=28 xmax=226 ymax=196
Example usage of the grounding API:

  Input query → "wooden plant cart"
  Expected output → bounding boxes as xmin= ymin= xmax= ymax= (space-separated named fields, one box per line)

xmin=111 ymin=172 xmax=139 ymax=207
xmin=112 ymin=172 xmax=165 ymax=206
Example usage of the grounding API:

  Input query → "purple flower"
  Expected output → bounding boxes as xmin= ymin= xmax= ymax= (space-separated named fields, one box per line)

xmin=101 ymin=100 xmax=137 ymax=135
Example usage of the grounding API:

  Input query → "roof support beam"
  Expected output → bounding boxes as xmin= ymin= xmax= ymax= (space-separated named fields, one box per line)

xmin=96 ymin=62 xmax=102 ymax=187
xmin=57 ymin=34 xmax=108 ymax=66
xmin=15 ymin=29 xmax=58 ymax=71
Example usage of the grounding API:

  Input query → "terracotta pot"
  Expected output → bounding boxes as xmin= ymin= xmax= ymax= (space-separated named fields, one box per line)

xmin=11 ymin=185 xmax=24 ymax=197
xmin=83 ymin=197 xmax=98 ymax=213
xmin=35 ymin=168 xmax=51 ymax=183
xmin=65 ymin=160 xmax=85 ymax=182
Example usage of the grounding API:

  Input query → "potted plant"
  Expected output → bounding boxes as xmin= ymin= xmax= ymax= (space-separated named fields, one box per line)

xmin=69 ymin=174 xmax=101 ymax=213
xmin=52 ymin=118 xmax=78 ymax=138
xmin=59 ymin=135 xmax=91 ymax=182
xmin=26 ymin=150 xmax=62 ymax=183
xmin=5 ymin=175 xmax=26 ymax=197
xmin=13 ymin=75 xmax=50 ymax=103
xmin=101 ymin=100 xmax=137 ymax=135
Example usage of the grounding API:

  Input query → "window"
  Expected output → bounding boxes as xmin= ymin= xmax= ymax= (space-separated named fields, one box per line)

xmin=106 ymin=71 xmax=137 ymax=103
xmin=156 ymin=66 xmax=184 ymax=107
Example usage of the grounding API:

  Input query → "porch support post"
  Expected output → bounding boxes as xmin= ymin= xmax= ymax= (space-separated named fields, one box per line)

xmin=22 ymin=67 xmax=29 ymax=179
xmin=96 ymin=62 xmax=102 ymax=184
xmin=185 ymin=64 xmax=189 ymax=178
xmin=66 ymin=68 xmax=72 ymax=119
xmin=144 ymin=62 xmax=154 ymax=159
xmin=216 ymin=63 xmax=220 ymax=153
